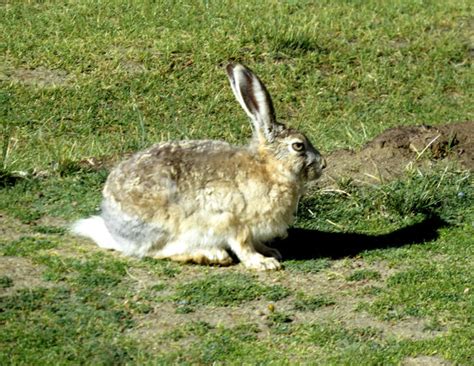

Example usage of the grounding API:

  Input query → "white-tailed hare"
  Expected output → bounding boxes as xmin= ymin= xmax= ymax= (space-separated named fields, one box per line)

xmin=72 ymin=63 xmax=326 ymax=270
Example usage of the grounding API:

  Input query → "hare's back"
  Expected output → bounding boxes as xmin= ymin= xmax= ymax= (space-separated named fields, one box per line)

xmin=102 ymin=140 xmax=239 ymax=216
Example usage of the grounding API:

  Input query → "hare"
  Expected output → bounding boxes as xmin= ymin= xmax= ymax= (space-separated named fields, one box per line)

xmin=72 ymin=63 xmax=326 ymax=270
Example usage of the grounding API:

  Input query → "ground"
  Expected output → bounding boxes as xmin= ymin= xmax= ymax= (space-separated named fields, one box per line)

xmin=320 ymin=121 xmax=473 ymax=186
xmin=1 ymin=122 xmax=472 ymax=364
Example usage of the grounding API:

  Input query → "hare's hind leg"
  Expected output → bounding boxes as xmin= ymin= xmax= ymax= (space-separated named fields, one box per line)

xmin=101 ymin=200 xmax=166 ymax=257
xmin=153 ymin=242 xmax=233 ymax=266
xmin=228 ymin=229 xmax=282 ymax=271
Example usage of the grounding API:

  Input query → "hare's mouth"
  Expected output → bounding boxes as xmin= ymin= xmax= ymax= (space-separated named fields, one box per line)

xmin=303 ymin=162 xmax=323 ymax=181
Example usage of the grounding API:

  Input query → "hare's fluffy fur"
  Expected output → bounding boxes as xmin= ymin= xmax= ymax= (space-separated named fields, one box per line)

xmin=72 ymin=64 xmax=325 ymax=270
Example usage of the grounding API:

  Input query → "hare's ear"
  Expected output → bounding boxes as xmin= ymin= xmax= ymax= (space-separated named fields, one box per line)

xmin=226 ymin=63 xmax=283 ymax=143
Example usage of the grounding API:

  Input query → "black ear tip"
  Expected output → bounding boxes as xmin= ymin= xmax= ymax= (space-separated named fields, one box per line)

xmin=227 ymin=62 xmax=250 ymax=73
xmin=226 ymin=63 xmax=236 ymax=75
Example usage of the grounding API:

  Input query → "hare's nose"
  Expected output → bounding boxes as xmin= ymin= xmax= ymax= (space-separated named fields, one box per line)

xmin=320 ymin=157 xmax=327 ymax=170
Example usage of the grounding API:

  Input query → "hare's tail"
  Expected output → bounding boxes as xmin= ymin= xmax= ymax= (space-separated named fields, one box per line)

xmin=71 ymin=216 xmax=120 ymax=250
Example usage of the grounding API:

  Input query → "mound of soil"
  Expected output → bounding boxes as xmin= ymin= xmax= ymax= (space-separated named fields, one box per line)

xmin=320 ymin=121 xmax=473 ymax=186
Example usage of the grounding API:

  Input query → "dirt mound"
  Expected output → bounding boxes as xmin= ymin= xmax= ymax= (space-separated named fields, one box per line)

xmin=320 ymin=121 xmax=473 ymax=186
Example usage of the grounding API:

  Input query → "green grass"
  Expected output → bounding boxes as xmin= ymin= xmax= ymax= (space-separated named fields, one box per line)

xmin=293 ymin=293 xmax=336 ymax=311
xmin=361 ymin=230 xmax=474 ymax=322
xmin=1 ymin=1 xmax=472 ymax=171
xmin=0 ymin=276 xmax=13 ymax=289
xmin=284 ymin=258 xmax=332 ymax=273
xmin=346 ymin=269 xmax=382 ymax=282
xmin=1 ymin=237 xmax=58 ymax=257
xmin=174 ymin=273 xmax=290 ymax=308
xmin=299 ymin=167 xmax=472 ymax=233
xmin=0 ymin=287 xmax=139 ymax=365
xmin=1 ymin=1 xmax=473 ymax=365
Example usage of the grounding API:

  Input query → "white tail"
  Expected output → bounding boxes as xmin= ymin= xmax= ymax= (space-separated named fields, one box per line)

xmin=71 ymin=216 xmax=120 ymax=250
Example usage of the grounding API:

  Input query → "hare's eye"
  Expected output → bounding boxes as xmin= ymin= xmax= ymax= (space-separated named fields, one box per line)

xmin=292 ymin=142 xmax=305 ymax=152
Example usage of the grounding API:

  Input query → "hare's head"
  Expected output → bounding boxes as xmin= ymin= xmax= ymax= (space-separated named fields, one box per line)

xmin=226 ymin=63 xmax=326 ymax=182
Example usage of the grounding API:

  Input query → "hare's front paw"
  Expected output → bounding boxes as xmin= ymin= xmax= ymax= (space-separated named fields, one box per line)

xmin=269 ymin=248 xmax=282 ymax=260
xmin=243 ymin=254 xmax=282 ymax=271
xmin=256 ymin=244 xmax=282 ymax=260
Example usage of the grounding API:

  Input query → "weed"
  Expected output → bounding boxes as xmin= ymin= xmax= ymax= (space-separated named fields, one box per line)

xmin=175 ymin=304 xmax=195 ymax=314
xmin=164 ymin=321 xmax=213 ymax=342
xmin=150 ymin=283 xmax=166 ymax=292
xmin=197 ymin=324 xmax=260 ymax=364
xmin=33 ymin=225 xmax=67 ymax=235
xmin=174 ymin=273 xmax=289 ymax=306
xmin=1 ymin=237 xmax=58 ymax=257
xmin=267 ymin=311 xmax=293 ymax=325
xmin=33 ymin=253 xmax=129 ymax=290
xmin=302 ymin=323 xmax=360 ymax=346
xmin=0 ymin=275 xmax=14 ymax=289
xmin=358 ymin=285 xmax=383 ymax=296
xmin=294 ymin=293 xmax=336 ymax=311
xmin=284 ymin=258 xmax=331 ymax=273
xmin=365 ymin=259 xmax=473 ymax=321
xmin=346 ymin=269 xmax=382 ymax=282
xmin=0 ymin=287 xmax=138 ymax=365
xmin=140 ymin=257 xmax=182 ymax=278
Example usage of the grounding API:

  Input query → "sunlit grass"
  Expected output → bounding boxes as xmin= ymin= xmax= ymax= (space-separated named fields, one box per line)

xmin=0 ymin=1 xmax=472 ymax=364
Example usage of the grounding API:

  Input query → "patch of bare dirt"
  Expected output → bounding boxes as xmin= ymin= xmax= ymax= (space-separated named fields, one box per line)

xmin=128 ymin=259 xmax=442 ymax=345
xmin=105 ymin=46 xmax=149 ymax=74
xmin=35 ymin=215 xmax=68 ymax=228
xmin=320 ymin=121 xmax=473 ymax=186
xmin=270 ymin=260 xmax=445 ymax=341
xmin=402 ymin=356 xmax=452 ymax=366
xmin=0 ymin=213 xmax=31 ymax=241
xmin=0 ymin=256 xmax=53 ymax=296
xmin=1 ymin=66 xmax=71 ymax=87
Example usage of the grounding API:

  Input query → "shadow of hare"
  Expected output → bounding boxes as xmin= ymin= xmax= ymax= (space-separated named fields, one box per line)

xmin=273 ymin=215 xmax=448 ymax=261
